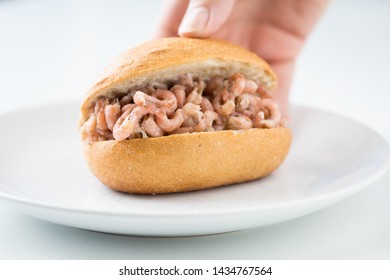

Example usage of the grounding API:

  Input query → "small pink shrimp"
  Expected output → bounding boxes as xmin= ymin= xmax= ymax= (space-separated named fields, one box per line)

xmin=207 ymin=109 xmax=225 ymax=131
xmin=212 ymin=90 xmax=223 ymax=111
xmin=80 ymin=114 xmax=97 ymax=144
xmin=228 ymin=73 xmax=246 ymax=99
xmin=227 ymin=113 xmax=253 ymax=130
xmin=112 ymin=108 xmax=133 ymax=132
xmin=203 ymin=110 xmax=220 ymax=132
xmin=236 ymin=94 xmax=251 ymax=111
xmin=254 ymin=99 xmax=281 ymax=128
xmin=171 ymin=85 xmax=186 ymax=109
xmin=256 ymin=85 xmax=273 ymax=99
xmin=221 ymin=100 xmax=235 ymax=116
xmin=185 ymin=86 xmax=203 ymax=105
xmin=96 ymin=99 xmax=109 ymax=131
xmin=254 ymin=111 xmax=275 ymax=128
xmin=155 ymin=109 xmax=185 ymax=133
xmin=133 ymin=90 xmax=175 ymax=115
xmin=200 ymin=97 xmax=214 ymax=112
xmin=221 ymin=88 xmax=230 ymax=102
xmin=236 ymin=93 xmax=262 ymax=118
xmin=212 ymin=89 xmax=235 ymax=116
xmin=141 ymin=114 xmax=164 ymax=137
xmin=121 ymin=103 xmax=137 ymax=113
xmin=261 ymin=98 xmax=281 ymax=122
xmin=104 ymin=102 xmax=121 ymax=131
xmin=193 ymin=118 xmax=206 ymax=132
xmin=94 ymin=98 xmax=105 ymax=116
xmin=181 ymin=103 xmax=203 ymax=127
xmin=113 ymin=107 xmax=146 ymax=141
xmin=180 ymin=110 xmax=218 ymax=133
xmin=133 ymin=91 xmax=160 ymax=113
xmin=153 ymin=89 xmax=177 ymax=114
xmin=243 ymin=79 xmax=258 ymax=94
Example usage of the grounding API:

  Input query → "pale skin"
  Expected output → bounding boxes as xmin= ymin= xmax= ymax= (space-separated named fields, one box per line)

xmin=154 ymin=0 xmax=330 ymax=117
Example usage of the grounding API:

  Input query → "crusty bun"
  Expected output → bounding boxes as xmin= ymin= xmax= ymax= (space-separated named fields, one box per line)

xmin=80 ymin=37 xmax=291 ymax=194
xmin=85 ymin=128 xmax=291 ymax=194
xmin=79 ymin=38 xmax=277 ymax=125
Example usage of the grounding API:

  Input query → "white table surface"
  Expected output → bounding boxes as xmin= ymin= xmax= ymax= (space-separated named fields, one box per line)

xmin=0 ymin=0 xmax=389 ymax=259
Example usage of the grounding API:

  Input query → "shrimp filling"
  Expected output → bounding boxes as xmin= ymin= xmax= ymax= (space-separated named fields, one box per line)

xmin=81 ymin=73 xmax=283 ymax=143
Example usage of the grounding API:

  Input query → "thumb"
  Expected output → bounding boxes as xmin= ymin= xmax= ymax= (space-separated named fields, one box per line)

xmin=178 ymin=0 xmax=235 ymax=38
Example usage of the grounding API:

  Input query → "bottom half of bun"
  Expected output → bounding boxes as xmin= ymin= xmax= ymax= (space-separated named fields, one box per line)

xmin=83 ymin=128 xmax=292 ymax=194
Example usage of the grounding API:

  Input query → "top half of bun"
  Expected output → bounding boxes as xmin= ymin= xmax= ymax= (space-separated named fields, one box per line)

xmin=79 ymin=37 xmax=277 ymax=126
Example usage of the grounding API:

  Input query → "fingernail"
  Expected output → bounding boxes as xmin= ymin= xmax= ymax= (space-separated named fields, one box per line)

xmin=179 ymin=6 xmax=210 ymax=35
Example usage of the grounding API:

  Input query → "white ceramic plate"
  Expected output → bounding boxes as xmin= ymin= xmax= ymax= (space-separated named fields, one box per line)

xmin=0 ymin=102 xmax=389 ymax=236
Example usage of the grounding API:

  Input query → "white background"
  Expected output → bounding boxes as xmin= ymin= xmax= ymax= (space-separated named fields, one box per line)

xmin=0 ymin=0 xmax=389 ymax=259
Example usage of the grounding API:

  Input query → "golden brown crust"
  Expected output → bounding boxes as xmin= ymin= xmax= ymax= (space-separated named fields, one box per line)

xmin=84 ymin=127 xmax=291 ymax=194
xmin=79 ymin=37 xmax=277 ymax=126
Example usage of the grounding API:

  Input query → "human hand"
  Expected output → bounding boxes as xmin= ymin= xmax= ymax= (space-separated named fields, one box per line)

xmin=155 ymin=0 xmax=329 ymax=116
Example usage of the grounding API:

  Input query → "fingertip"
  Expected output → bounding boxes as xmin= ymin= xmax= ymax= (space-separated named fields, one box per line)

xmin=178 ymin=6 xmax=210 ymax=37
xmin=178 ymin=0 xmax=235 ymax=38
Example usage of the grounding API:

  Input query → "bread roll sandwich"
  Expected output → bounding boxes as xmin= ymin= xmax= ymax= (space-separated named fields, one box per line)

xmin=79 ymin=37 xmax=291 ymax=194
